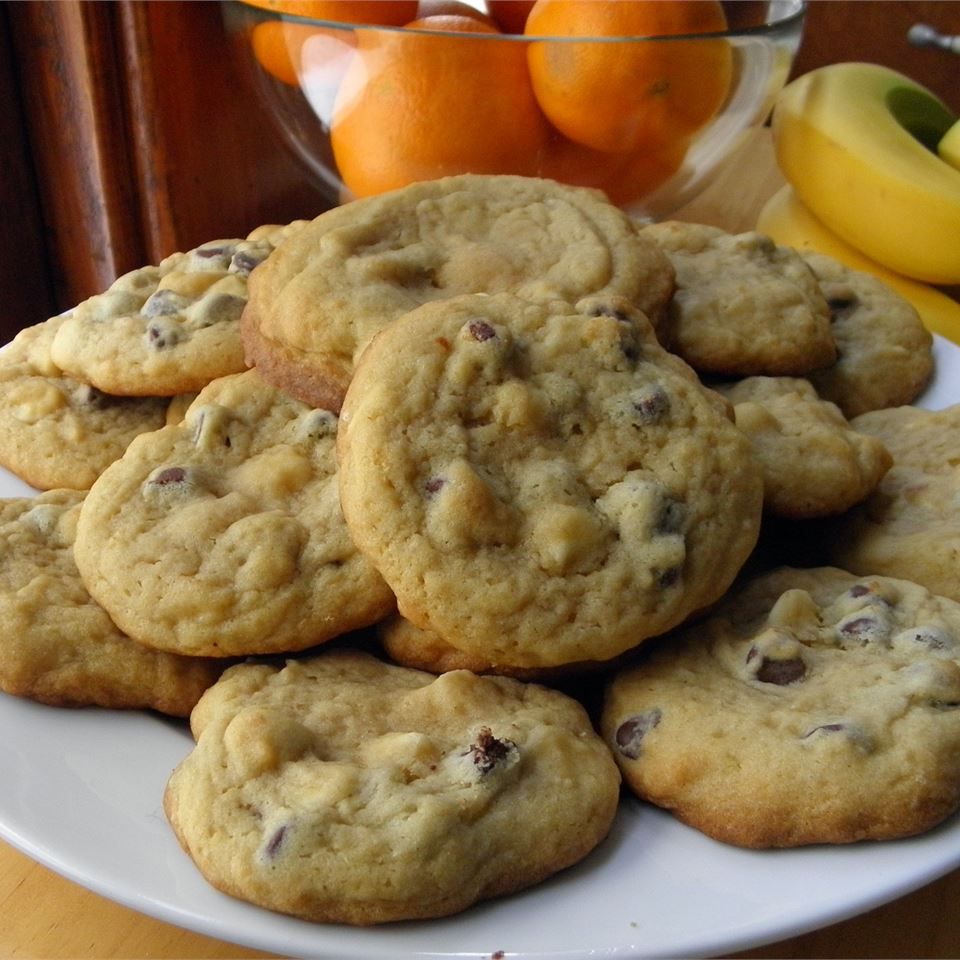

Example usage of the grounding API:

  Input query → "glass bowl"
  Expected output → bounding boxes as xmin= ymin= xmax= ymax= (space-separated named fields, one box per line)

xmin=223 ymin=0 xmax=806 ymax=219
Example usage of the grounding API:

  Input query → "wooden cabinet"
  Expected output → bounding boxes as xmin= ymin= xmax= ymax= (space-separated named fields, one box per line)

xmin=1 ymin=0 xmax=958 ymax=341
xmin=0 ymin=0 xmax=329 ymax=341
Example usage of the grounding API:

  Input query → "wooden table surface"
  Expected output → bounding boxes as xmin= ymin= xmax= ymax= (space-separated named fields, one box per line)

xmin=4 ymin=131 xmax=960 ymax=960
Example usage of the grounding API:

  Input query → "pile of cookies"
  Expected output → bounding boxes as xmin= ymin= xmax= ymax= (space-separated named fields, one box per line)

xmin=2 ymin=173 xmax=959 ymax=926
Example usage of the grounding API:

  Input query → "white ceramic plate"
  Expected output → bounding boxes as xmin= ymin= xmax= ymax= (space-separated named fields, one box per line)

xmin=2 ymin=337 xmax=959 ymax=960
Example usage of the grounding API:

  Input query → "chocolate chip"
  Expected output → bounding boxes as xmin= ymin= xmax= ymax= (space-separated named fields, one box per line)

xmin=465 ymin=726 xmax=516 ymax=774
xmin=467 ymin=320 xmax=497 ymax=342
xmin=656 ymin=497 xmax=685 ymax=535
xmin=752 ymin=654 xmax=806 ymax=685
xmin=296 ymin=409 xmax=337 ymax=441
xmin=231 ymin=250 xmax=266 ymax=276
xmin=630 ymin=385 xmax=671 ymax=424
xmin=615 ymin=709 xmax=662 ymax=759
xmin=190 ymin=245 xmax=235 ymax=272
xmin=74 ymin=383 xmax=110 ymax=409
xmin=837 ymin=612 xmax=891 ymax=646
xmin=150 ymin=466 xmax=187 ymax=486
xmin=146 ymin=321 xmax=181 ymax=350
xmin=658 ymin=566 xmax=681 ymax=589
xmin=193 ymin=293 xmax=244 ymax=326
xmin=264 ymin=824 xmax=288 ymax=859
xmin=839 ymin=616 xmax=877 ymax=637
xmin=141 ymin=289 xmax=188 ymax=318
xmin=827 ymin=296 xmax=859 ymax=320
xmin=424 ymin=476 xmax=446 ymax=495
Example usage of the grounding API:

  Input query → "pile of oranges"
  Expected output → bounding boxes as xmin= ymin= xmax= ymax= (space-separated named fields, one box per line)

xmin=241 ymin=0 xmax=734 ymax=206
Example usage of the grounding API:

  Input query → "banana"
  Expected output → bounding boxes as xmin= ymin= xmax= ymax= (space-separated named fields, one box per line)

xmin=940 ymin=118 xmax=960 ymax=171
xmin=757 ymin=183 xmax=960 ymax=344
xmin=771 ymin=62 xmax=960 ymax=285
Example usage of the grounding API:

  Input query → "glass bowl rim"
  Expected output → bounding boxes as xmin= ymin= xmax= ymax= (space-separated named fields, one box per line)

xmin=230 ymin=0 xmax=807 ymax=42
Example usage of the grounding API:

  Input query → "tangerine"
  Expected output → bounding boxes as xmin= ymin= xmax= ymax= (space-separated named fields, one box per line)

xmin=486 ymin=0 xmax=536 ymax=34
xmin=536 ymin=130 xmax=687 ymax=207
xmin=330 ymin=14 xmax=551 ymax=197
xmin=298 ymin=30 xmax=359 ymax=126
xmin=415 ymin=0 xmax=495 ymax=24
xmin=250 ymin=21 xmax=329 ymax=86
xmin=525 ymin=0 xmax=733 ymax=154
xmin=238 ymin=0 xmax=419 ymax=25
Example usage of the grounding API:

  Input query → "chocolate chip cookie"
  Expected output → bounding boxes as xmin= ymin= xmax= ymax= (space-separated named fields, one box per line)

xmin=337 ymin=291 xmax=763 ymax=668
xmin=0 ymin=317 xmax=171 ymax=489
xmin=74 ymin=369 xmax=394 ymax=657
xmin=164 ymin=650 xmax=621 ymax=924
xmin=50 ymin=237 xmax=278 ymax=397
xmin=602 ymin=566 xmax=960 ymax=847
xmin=641 ymin=221 xmax=836 ymax=376
xmin=802 ymin=251 xmax=934 ymax=417
xmin=828 ymin=403 xmax=960 ymax=602
xmin=714 ymin=376 xmax=892 ymax=518
xmin=242 ymin=174 xmax=675 ymax=411
xmin=0 ymin=489 xmax=223 ymax=713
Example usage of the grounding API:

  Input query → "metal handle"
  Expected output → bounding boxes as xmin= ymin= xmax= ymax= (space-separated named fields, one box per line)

xmin=908 ymin=23 xmax=960 ymax=55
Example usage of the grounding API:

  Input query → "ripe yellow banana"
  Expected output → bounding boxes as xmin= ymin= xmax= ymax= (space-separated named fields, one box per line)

xmin=771 ymin=62 xmax=960 ymax=285
xmin=757 ymin=183 xmax=960 ymax=345
xmin=940 ymin=119 xmax=960 ymax=171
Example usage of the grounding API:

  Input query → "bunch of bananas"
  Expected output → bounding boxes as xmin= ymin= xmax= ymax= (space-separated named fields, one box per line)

xmin=758 ymin=62 xmax=960 ymax=341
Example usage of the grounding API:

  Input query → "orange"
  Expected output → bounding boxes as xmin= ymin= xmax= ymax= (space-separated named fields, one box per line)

xmin=330 ymin=14 xmax=552 ymax=197
xmin=415 ymin=0 xmax=495 ymax=24
xmin=525 ymin=0 xmax=733 ymax=154
xmin=251 ymin=21 xmax=326 ymax=85
xmin=238 ymin=0 xmax=419 ymax=25
xmin=486 ymin=0 xmax=536 ymax=34
xmin=298 ymin=30 xmax=359 ymax=126
xmin=536 ymin=130 xmax=687 ymax=207
xmin=402 ymin=13 xmax=495 ymax=31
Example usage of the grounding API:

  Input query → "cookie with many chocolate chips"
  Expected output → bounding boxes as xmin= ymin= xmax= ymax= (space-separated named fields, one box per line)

xmin=602 ymin=566 xmax=960 ymax=848
xmin=337 ymin=291 xmax=763 ymax=669
xmin=0 ymin=489 xmax=223 ymax=714
xmin=0 ymin=317 xmax=172 ymax=490
xmin=50 ymin=236 xmax=280 ymax=397
xmin=73 ymin=369 xmax=394 ymax=657
xmin=163 ymin=650 xmax=620 ymax=925
xmin=641 ymin=221 xmax=836 ymax=376
xmin=801 ymin=252 xmax=934 ymax=418
xmin=714 ymin=375 xmax=892 ymax=518
xmin=242 ymin=173 xmax=675 ymax=411
xmin=828 ymin=403 xmax=960 ymax=603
